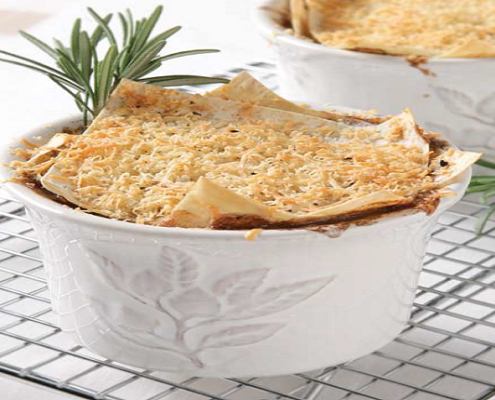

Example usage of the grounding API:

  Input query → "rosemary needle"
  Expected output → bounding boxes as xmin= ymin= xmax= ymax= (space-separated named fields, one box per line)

xmin=467 ymin=159 xmax=495 ymax=235
xmin=0 ymin=6 xmax=229 ymax=127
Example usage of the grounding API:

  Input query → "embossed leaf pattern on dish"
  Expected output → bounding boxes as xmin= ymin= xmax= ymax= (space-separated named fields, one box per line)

xmin=160 ymin=246 xmax=199 ymax=290
xmin=432 ymin=86 xmax=474 ymax=115
xmin=91 ymin=296 xmax=159 ymax=335
xmin=132 ymin=270 xmax=173 ymax=301
xmin=87 ymin=249 xmax=125 ymax=289
xmin=168 ymin=287 xmax=220 ymax=318
xmin=87 ymin=246 xmax=201 ymax=305
xmin=91 ymin=297 xmax=199 ymax=369
xmin=85 ymin=245 xmax=336 ymax=368
xmin=200 ymin=323 xmax=284 ymax=349
xmin=212 ymin=268 xmax=269 ymax=305
xmin=87 ymin=249 xmax=163 ymax=305
xmin=476 ymin=92 xmax=495 ymax=120
xmin=225 ymin=276 xmax=336 ymax=319
xmin=430 ymin=85 xmax=495 ymax=132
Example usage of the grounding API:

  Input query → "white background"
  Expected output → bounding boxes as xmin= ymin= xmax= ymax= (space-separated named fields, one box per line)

xmin=0 ymin=0 xmax=271 ymax=141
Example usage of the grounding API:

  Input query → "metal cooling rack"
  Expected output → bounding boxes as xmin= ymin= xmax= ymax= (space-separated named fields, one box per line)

xmin=0 ymin=62 xmax=494 ymax=400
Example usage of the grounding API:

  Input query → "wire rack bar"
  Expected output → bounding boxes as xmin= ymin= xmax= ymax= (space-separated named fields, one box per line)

xmin=0 ymin=62 xmax=493 ymax=400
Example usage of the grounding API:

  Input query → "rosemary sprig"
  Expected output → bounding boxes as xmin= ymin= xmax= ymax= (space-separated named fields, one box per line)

xmin=0 ymin=6 xmax=229 ymax=127
xmin=467 ymin=159 xmax=495 ymax=235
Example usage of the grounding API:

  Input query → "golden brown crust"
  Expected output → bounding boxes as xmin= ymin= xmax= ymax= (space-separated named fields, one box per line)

xmin=209 ymin=198 xmax=419 ymax=230
xmin=290 ymin=0 xmax=311 ymax=38
xmin=301 ymin=0 xmax=495 ymax=58
xmin=208 ymin=71 xmax=388 ymax=125
xmin=9 ymin=75 xmax=480 ymax=230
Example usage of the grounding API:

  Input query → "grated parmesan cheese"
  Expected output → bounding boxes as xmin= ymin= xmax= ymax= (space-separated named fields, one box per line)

xmin=244 ymin=228 xmax=263 ymax=241
xmin=9 ymin=77 xmax=479 ymax=228
xmin=306 ymin=0 xmax=495 ymax=57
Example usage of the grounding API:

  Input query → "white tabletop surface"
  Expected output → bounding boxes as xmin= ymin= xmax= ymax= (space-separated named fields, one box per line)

xmin=0 ymin=1 xmax=269 ymax=398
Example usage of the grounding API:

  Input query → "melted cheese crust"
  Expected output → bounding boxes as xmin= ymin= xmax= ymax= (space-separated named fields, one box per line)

xmin=11 ymin=89 xmax=432 ymax=226
xmin=308 ymin=0 xmax=495 ymax=57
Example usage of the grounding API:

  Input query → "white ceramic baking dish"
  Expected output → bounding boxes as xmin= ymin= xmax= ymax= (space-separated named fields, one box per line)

xmin=0 ymin=117 xmax=471 ymax=377
xmin=255 ymin=0 xmax=495 ymax=159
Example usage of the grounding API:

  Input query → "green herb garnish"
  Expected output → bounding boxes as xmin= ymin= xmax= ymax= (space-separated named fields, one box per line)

xmin=0 ymin=6 xmax=229 ymax=126
xmin=467 ymin=159 xmax=495 ymax=234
